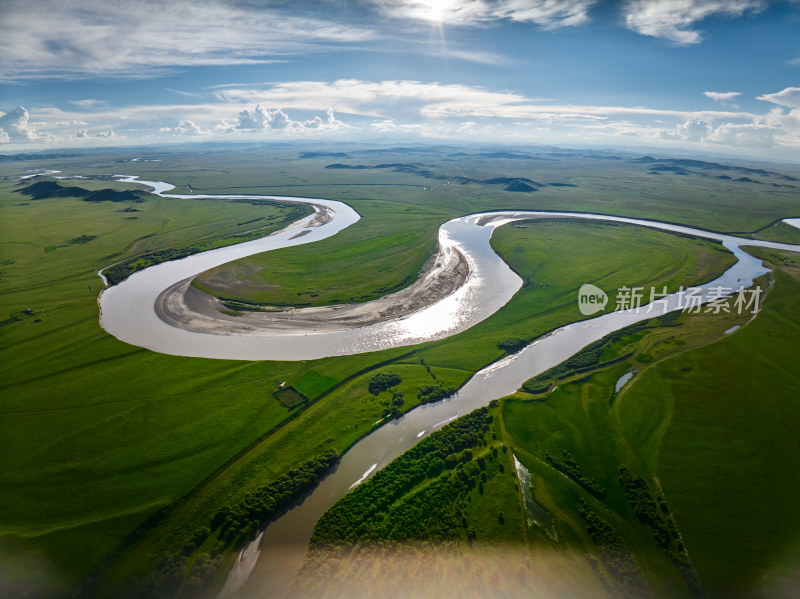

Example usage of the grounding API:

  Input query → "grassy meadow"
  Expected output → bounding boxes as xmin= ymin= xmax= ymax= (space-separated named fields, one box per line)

xmin=1 ymin=145 xmax=798 ymax=598
xmin=301 ymin=255 xmax=800 ymax=598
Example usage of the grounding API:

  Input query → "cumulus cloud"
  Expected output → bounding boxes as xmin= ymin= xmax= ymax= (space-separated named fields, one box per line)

xmin=624 ymin=0 xmax=765 ymax=44
xmin=704 ymin=91 xmax=741 ymax=104
xmin=226 ymin=105 xmax=350 ymax=134
xmin=372 ymin=0 xmax=596 ymax=28
xmin=757 ymin=87 xmax=800 ymax=109
xmin=706 ymin=121 xmax=776 ymax=147
xmin=303 ymin=116 xmax=324 ymax=129
xmin=77 ymin=129 xmax=89 ymax=138
xmin=160 ymin=120 xmax=207 ymax=135
xmin=175 ymin=120 xmax=204 ymax=135
xmin=236 ymin=105 xmax=292 ymax=130
xmin=0 ymin=106 xmax=39 ymax=142
xmin=674 ymin=117 xmax=712 ymax=140
xmin=95 ymin=129 xmax=117 ymax=138
xmin=323 ymin=108 xmax=350 ymax=130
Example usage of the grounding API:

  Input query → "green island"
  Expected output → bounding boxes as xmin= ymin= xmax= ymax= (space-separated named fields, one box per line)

xmin=1 ymin=146 xmax=799 ymax=599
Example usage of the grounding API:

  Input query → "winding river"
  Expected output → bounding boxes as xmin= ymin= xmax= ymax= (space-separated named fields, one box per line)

xmin=93 ymin=176 xmax=800 ymax=598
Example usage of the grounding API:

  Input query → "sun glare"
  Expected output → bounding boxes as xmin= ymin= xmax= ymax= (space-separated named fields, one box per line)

xmin=405 ymin=0 xmax=464 ymax=24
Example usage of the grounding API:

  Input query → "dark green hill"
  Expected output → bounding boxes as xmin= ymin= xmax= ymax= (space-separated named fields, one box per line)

xmin=82 ymin=189 xmax=147 ymax=203
xmin=18 ymin=180 xmax=86 ymax=199
xmin=504 ymin=180 xmax=539 ymax=192
xmin=18 ymin=180 xmax=147 ymax=202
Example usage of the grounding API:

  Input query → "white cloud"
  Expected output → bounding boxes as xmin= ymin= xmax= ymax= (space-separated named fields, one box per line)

xmin=371 ymin=118 xmax=426 ymax=133
xmin=175 ymin=120 xmax=204 ymax=135
xmin=372 ymin=0 xmax=596 ymax=28
xmin=677 ymin=119 xmax=711 ymax=141
xmin=225 ymin=105 xmax=351 ymax=134
xmin=214 ymin=79 xmax=757 ymax=124
xmin=160 ymin=119 xmax=207 ymax=135
xmin=95 ymin=129 xmax=117 ymax=138
xmin=706 ymin=121 xmax=777 ymax=147
xmin=6 ymin=80 xmax=799 ymax=159
xmin=0 ymin=106 xmax=39 ymax=142
xmin=166 ymin=88 xmax=205 ymax=99
xmin=757 ymin=87 xmax=800 ymax=109
xmin=704 ymin=91 xmax=741 ymax=103
xmin=624 ymin=0 xmax=765 ymax=44
xmin=70 ymin=99 xmax=107 ymax=109
xmin=435 ymin=47 xmax=508 ymax=65
xmin=0 ymin=0 xmax=376 ymax=80
xmin=215 ymin=79 xmax=535 ymax=118
xmin=323 ymin=108 xmax=351 ymax=131
xmin=235 ymin=106 xmax=292 ymax=130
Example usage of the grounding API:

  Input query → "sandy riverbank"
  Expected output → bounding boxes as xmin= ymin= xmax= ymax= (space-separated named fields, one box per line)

xmin=155 ymin=240 xmax=471 ymax=335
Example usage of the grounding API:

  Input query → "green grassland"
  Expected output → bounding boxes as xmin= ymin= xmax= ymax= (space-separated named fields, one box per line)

xmin=0 ymin=146 xmax=797 ymax=598
xmin=299 ymin=258 xmax=800 ymax=598
xmin=173 ymin=147 xmax=800 ymax=307
xmin=616 ymin=252 xmax=800 ymax=597
xmin=85 ymin=146 xmax=800 ymax=236
xmin=192 ymin=200 xmax=441 ymax=307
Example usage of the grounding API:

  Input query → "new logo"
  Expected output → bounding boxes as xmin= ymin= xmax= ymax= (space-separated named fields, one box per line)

xmin=578 ymin=283 xmax=608 ymax=315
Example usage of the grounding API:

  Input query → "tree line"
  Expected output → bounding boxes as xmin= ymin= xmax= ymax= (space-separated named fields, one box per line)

xmin=138 ymin=449 xmax=339 ymax=599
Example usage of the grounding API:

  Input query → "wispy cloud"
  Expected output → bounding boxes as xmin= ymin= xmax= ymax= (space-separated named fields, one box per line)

xmin=212 ymin=79 xmax=535 ymax=118
xmin=70 ymin=99 xmax=108 ymax=109
xmin=370 ymin=0 xmax=597 ymax=28
xmin=757 ymin=87 xmax=800 ymax=109
xmin=0 ymin=0 xmax=376 ymax=81
xmin=165 ymin=88 xmax=205 ymax=100
xmin=7 ymin=79 xmax=799 ymax=158
xmin=624 ymin=0 xmax=765 ymax=44
xmin=704 ymin=91 xmax=742 ymax=103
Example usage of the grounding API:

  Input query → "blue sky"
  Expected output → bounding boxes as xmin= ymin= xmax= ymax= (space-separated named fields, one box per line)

xmin=1 ymin=0 xmax=799 ymax=161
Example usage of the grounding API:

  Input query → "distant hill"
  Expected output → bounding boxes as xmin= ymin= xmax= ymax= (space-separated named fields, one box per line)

xmin=504 ymin=180 xmax=538 ymax=192
xmin=632 ymin=155 xmax=798 ymax=183
xmin=0 ymin=152 xmax=84 ymax=162
xmin=83 ymin=189 xmax=148 ymax=202
xmin=324 ymin=163 xmax=370 ymax=169
xmin=484 ymin=177 xmax=542 ymax=187
xmin=299 ymin=151 xmax=352 ymax=159
xmin=18 ymin=180 xmax=148 ymax=202
xmin=17 ymin=180 xmax=87 ymax=199
xmin=322 ymin=162 xmax=573 ymax=190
